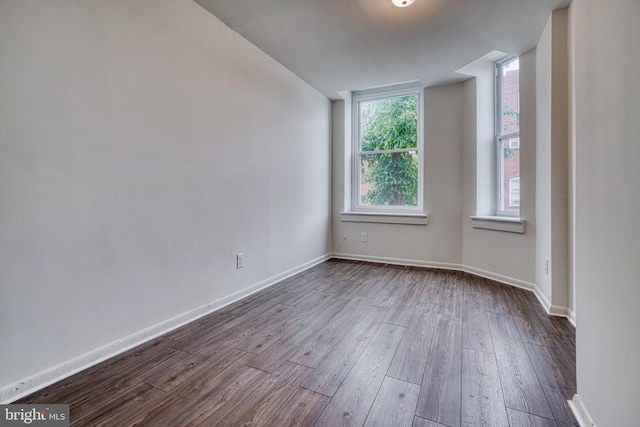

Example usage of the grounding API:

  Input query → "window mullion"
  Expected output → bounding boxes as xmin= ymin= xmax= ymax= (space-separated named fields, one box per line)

xmin=358 ymin=148 xmax=418 ymax=155
xmin=497 ymin=132 xmax=519 ymax=141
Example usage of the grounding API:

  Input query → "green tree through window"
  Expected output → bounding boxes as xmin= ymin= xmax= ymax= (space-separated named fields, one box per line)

xmin=358 ymin=94 xmax=418 ymax=207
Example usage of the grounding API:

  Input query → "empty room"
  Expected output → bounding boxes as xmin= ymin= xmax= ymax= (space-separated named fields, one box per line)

xmin=1 ymin=0 xmax=638 ymax=426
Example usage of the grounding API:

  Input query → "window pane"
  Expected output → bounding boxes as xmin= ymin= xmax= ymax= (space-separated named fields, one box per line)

xmin=360 ymin=152 xmax=418 ymax=207
xmin=360 ymin=94 xmax=417 ymax=152
xmin=496 ymin=56 xmax=520 ymax=215
xmin=509 ymin=177 xmax=520 ymax=207
xmin=499 ymin=57 xmax=519 ymax=136
xmin=499 ymin=137 xmax=520 ymax=212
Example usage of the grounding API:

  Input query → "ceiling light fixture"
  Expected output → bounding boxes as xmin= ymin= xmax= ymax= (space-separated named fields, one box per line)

xmin=391 ymin=0 xmax=415 ymax=7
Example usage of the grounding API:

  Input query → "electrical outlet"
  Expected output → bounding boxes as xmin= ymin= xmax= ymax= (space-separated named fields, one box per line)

xmin=545 ymin=258 xmax=549 ymax=275
xmin=361 ymin=233 xmax=368 ymax=243
xmin=237 ymin=253 xmax=244 ymax=269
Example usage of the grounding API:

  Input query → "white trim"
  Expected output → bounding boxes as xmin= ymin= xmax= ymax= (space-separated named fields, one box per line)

xmin=340 ymin=211 xmax=429 ymax=225
xmin=0 ymin=254 xmax=331 ymax=403
xmin=530 ymin=285 xmax=574 ymax=322
xmin=533 ymin=285 xmax=552 ymax=309
xmin=331 ymin=254 xmax=574 ymax=322
xmin=334 ymin=256 xmax=575 ymax=321
xmin=569 ymin=394 xmax=597 ymax=427
xmin=331 ymin=253 xmax=459 ymax=271
xmin=332 ymin=254 xmax=534 ymax=296
xmin=351 ymin=81 xmax=422 ymax=98
xmin=549 ymin=304 xmax=571 ymax=318
xmin=470 ymin=215 xmax=526 ymax=233
xmin=456 ymin=264 xmax=572 ymax=321
xmin=462 ymin=265 xmax=535 ymax=291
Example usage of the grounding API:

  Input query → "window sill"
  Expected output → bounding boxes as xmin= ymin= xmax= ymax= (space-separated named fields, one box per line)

xmin=470 ymin=215 xmax=525 ymax=234
xmin=340 ymin=212 xmax=429 ymax=226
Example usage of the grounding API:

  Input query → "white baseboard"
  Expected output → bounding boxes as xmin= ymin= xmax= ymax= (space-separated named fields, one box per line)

xmin=1 ymin=253 xmax=574 ymax=402
xmin=462 ymin=265 xmax=535 ymax=291
xmin=331 ymin=252 xmax=460 ymax=271
xmin=463 ymin=265 xmax=573 ymax=321
xmin=569 ymin=394 xmax=597 ymax=426
xmin=0 ymin=254 xmax=330 ymax=403
xmin=332 ymin=253 xmax=540 ymax=295
xmin=333 ymin=255 xmax=574 ymax=323
xmin=531 ymin=285 xmax=574 ymax=322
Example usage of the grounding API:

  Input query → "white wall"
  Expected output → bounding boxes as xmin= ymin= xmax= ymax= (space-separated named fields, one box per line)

xmin=461 ymin=50 xmax=537 ymax=288
xmin=572 ymin=0 xmax=640 ymax=425
xmin=332 ymin=84 xmax=463 ymax=268
xmin=535 ymin=9 xmax=570 ymax=314
xmin=536 ymin=15 xmax=553 ymax=304
xmin=0 ymin=0 xmax=331 ymax=401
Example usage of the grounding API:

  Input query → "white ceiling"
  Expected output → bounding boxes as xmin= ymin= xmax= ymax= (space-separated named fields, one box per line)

xmin=194 ymin=0 xmax=570 ymax=99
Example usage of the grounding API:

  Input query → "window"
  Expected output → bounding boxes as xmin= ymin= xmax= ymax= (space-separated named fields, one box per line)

xmin=352 ymin=84 xmax=423 ymax=213
xmin=496 ymin=57 xmax=520 ymax=215
xmin=509 ymin=177 xmax=520 ymax=207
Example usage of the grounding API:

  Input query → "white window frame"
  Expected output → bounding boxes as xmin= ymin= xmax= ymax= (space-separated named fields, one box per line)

xmin=351 ymin=83 xmax=424 ymax=214
xmin=495 ymin=56 xmax=520 ymax=217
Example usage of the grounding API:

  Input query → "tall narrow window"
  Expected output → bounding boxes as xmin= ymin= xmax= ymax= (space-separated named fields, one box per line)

xmin=352 ymin=85 xmax=423 ymax=212
xmin=496 ymin=57 xmax=520 ymax=215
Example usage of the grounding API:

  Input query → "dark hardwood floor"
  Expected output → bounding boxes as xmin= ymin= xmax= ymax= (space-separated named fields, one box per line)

xmin=18 ymin=259 xmax=577 ymax=426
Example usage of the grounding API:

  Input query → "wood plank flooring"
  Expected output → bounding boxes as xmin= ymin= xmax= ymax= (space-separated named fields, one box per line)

xmin=17 ymin=259 xmax=577 ymax=426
